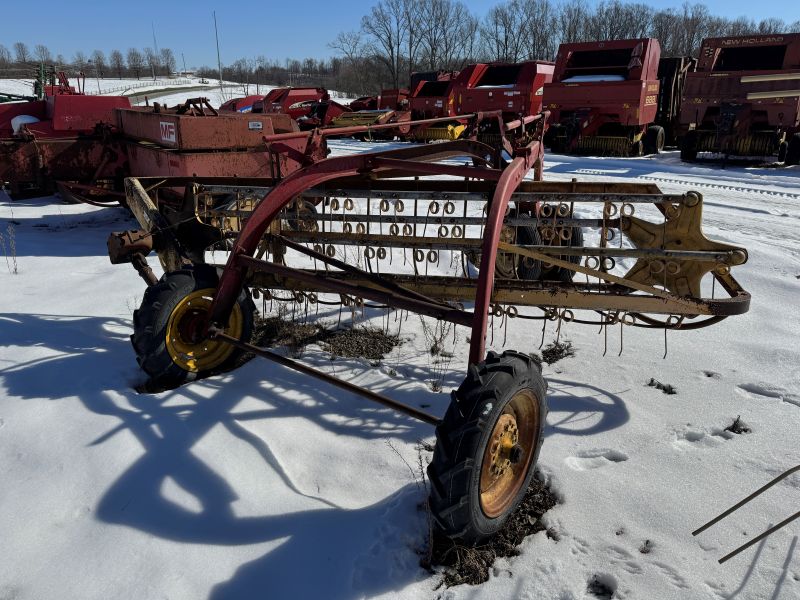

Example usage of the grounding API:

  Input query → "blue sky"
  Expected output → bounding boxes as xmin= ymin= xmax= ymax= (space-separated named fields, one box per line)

xmin=2 ymin=0 xmax=799 ymax=68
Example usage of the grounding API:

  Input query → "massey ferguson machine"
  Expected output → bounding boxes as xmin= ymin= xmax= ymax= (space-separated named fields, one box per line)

xmin=543 ymin=38 xmax=665 ymax=156
xmin=678 ymin=33 xmax=800 ymax=164
xmin=117 ymin=99 xmax=311 ymax=180
xmin=106 ymin=110 xmax=750 ymax=546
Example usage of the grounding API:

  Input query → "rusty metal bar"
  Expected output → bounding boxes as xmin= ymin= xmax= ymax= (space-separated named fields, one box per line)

xmin=693 ymin=465 xmax=800 ymax=564
xmin=208 ymin=328 xmax=442 ymax=426
xmin=259 ymin=113 xmax=480 ymax=144
xmin=717 ymin=511 xmax=800 ymax=564
xmin=274 ymin=234 xmax=454 ymax=308
xmin=278 ymin=231 xmax=745 ymax=264
xmin=242 ymin=270 xmax=749 ymax=317
xmin=693 ymin=465 xmax=800 ymax=536
xmin=237 ymin=255 xmax=474 ymax=327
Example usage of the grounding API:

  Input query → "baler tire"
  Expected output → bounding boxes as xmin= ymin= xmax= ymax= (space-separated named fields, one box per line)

xmin=427 ymin=350 xmax=548 ymax=545
xmin=131 ymin=265 xmax=255 ymax=389
xmin=777 ymin=141 xmax=788 ymax=163
xmin=681 ymin=131 xmax=698 ymax=162
xmin=644 ymin=126 xmax=665 ymax=155
xmin=786 ymin=134 xmax=800 ymax=166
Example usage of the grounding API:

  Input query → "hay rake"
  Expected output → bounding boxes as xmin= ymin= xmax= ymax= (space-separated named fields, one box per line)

xmin=109 ymin=114 xmax=750 ymax=543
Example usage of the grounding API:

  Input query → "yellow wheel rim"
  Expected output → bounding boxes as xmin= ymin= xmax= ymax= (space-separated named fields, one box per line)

xmin=165 ymin=288 xmax=244 ymax=373
xmin=479 ymin=389 xmax=539 ymax=518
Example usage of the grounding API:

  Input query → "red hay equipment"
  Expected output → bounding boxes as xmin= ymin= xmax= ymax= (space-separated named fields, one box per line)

xmin=543 ymin=38 xmax=664 ymax=156
xmin=1 ymin=92 xmax=131 ymax=199
xmin=109 ymin=110 xmax=750 ymax=545
xmin=678 ymin=33 xmax=800 ymax=164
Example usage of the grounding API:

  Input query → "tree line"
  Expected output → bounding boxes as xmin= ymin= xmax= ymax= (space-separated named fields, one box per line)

xmin=0 ymin=42 xmax=178 ymax=80
xmin=1 ymin=1 xmax=798 ymax=98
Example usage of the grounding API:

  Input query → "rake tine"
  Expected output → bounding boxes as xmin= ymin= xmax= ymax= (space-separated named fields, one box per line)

xmin=693 ymin=465 xmax=800 ymax=536
xmin=717 ymin=511 xmax=800 ymax=564
xmin=693 ymin=465 xmax=800 ymax=563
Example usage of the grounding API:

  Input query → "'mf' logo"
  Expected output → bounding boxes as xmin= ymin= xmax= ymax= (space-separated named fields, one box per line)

xmin=160 ymin=121 xmax=176 ymax=143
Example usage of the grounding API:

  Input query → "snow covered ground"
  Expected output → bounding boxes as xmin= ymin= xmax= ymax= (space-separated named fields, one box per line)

xmin=1 ymin=144 xmax=799 ymax=600
xmin=0 ymin=78 xmax=353 ymax=109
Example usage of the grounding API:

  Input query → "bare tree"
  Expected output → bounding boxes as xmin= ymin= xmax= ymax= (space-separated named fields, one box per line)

xmin=650 ymin=9 xmax=679 ymax=54
xmin=91 ymin=50 xmax=107 ymax=77
xmin=361 ymin=0 xmax=408 ymax=88
xmin=329 ymin=30 xmax=372 ymax=94
xmin=55 ymin=54 xmax=66 ymax=66
xmin=757 ymin=18 xmax=786 ymax=34
xmin=144 ymin=47 xmax=160 ymax=79
xmin=0 ymin=44 xmax=11 ymax=67
xmin=479 ymin=2 xmax=524 ymax=62
xmin=126 ymin=48 xmax=144 ymax=80
xmin=74 ymin=51 xmax=89 ymax=71
xmin=110 ymin=50 xmax=125 ymax=78
xmin=517 ymin=0 xmax=559 ymax=60
xmin=556 ymin=0 xmax=590 ymax=44
xmin=34 ymin=44 xmax=52 ymax=64
xmin=13 ymin=42 xmax=30 ymax=64
xmin=160 ymin=48 xmax=176 ymax=75
xmin=417 ymin=0 xmax=477 ymax=70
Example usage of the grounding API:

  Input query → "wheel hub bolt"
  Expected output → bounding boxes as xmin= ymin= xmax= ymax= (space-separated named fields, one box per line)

xmin=508 ymin=444 xmax=524 ymax=464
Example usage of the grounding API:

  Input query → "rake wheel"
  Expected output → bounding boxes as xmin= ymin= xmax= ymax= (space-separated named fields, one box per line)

xmin=132 ymin=265 xmax=255 ymax=388
xmin=786 ymin=133 xmax=800 ymax=166
xmin=427 ymin=351 xmax=548 ymax=544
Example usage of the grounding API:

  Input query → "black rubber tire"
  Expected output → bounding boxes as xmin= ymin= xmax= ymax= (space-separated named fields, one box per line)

xmin=516 ymin=222 xmax=543 ymax=281
xmin=465 ymin=220 xmax=542 ymax=280
xmin=786 ymin=133 xmax=800 ymax=166
xmin=543 ymin=125 xmax=559 ymax=150
xmin=427 ymin=351 xmax=548 ymax=545
xmin=777 ymin=141 xmax=789 ymax=163
xmin=680 ymin=131 xmax=698 ymax=162
xmin=131 ymin=265 xmax=255 ymax=388
xmin=540 ymin=226 xmax=584 ymax=282
xmin=643 ymin=125 xmax=665 ymax=155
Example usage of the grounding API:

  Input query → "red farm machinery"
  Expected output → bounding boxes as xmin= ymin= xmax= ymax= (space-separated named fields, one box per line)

xmin=323 ymin=88 xmax=412 ymax=139
xmin=678 ymin=33 xmax=800 ymax=165
xmin=102 ymin=105 xmax=750 ymax=546
xmin=0 ymin=71 xmax=131 ymax=200
xmin=262 ymin=87 xmax=330 ymax=120
xmin=543 ymin=38 xmax=665 ymax=156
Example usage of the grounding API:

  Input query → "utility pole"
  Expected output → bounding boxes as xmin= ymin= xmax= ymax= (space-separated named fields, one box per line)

xmin=181 ymin=52 xmax=187 ymax=77
xmin=213 ymin=11 xmax=225 ymax=99
xmin=151 ymin=22 xmax=160 ymax=79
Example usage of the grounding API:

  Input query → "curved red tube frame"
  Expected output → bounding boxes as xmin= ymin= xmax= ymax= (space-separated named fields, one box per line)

xmin=208 ymin=136 xmax=544 ymax=368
